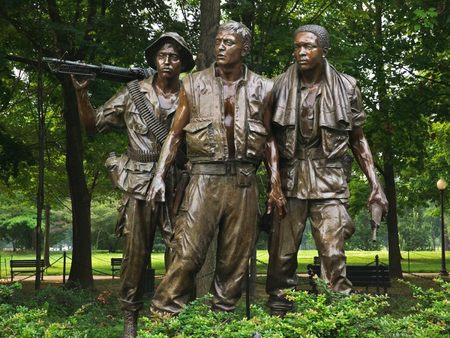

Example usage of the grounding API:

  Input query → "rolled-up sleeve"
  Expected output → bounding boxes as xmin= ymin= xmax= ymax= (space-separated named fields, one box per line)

xmin=351 ymin=85 xmax=365 ymax=128
xmin=95 ymin=86 xmax=128 ymax=132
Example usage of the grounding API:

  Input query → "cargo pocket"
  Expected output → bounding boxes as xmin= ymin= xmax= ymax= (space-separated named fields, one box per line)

xmin=341 ymin=205 xmax=355 ymax=240
xmin=115 ymin=196 xmax=130 ymax=237
xmin=183 ymin=120 xmax=213 ymax=157
xmin=246 ymin=119 xmax=268 ymax=158
xmin=121 ymin=161 xmax=155 ymax=198
xmin=105 ymin=153 xmax=128 ymax=190
xmin=315 ymin=162 xmax=346 ymax=194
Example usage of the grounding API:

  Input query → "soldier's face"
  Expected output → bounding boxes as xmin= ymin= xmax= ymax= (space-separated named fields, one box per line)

xmin=155 ymin=43 xmax=182 ymax=79
xmin=293 ymin=32 xmax=325 ymax=72
xmin=215 ymin=31 xmax=246 ymax=67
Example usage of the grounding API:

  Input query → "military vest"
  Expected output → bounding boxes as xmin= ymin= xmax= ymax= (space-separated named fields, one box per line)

xmin=182 ymin=64 xmax=273 ymax=163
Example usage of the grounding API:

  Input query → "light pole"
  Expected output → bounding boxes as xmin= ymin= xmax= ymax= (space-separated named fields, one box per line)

xmin=437 ymin=178 xmax=448 ymax=276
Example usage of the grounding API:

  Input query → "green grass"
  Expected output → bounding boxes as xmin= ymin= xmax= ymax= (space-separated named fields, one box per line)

xmin=0 ymin=250 xmax=445 ymax=279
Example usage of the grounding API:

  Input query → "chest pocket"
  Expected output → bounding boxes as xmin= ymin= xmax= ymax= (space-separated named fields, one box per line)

xmin=183 ymin=120 xmax=213 ymax=157
xmin=246 ymin=119 xmax=268 ymax=159
xmin=126 ymin=111 xmax=148 ymax=135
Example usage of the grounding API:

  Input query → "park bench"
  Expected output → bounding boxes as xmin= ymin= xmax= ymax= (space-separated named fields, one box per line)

xmin=307 ymin=255 xmax=390 ymax=294
xmin=111 ymin=257 xmax=122 ymax=278
xmin=10 ymin=259 xmax=45 ymax=281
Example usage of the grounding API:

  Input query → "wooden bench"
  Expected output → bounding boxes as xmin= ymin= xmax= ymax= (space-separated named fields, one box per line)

xmin=307 ymin=255 xmax=390 ymax=294
xmin=111 ymin=258 xmax=122 ymax=278
xmin=10 ymin=259 xmax=45 ymax=281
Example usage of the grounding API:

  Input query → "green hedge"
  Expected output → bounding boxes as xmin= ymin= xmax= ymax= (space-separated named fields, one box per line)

xmin=1 ymin=278 xmax=449 ymax=337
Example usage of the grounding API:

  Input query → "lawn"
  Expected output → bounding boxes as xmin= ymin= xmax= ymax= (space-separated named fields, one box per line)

xmin=0 ymin=249 xmax=446 ymax=280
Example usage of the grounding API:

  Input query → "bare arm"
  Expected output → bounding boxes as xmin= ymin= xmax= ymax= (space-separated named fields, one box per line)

xmin=147 ymin=87 xmax=190 ymax=207
xmin=349 ymin=126 xmax=388 ymax=214
xmin=71 ymin=75 xmax=96 ymax=134
xmin=263 ymin=93 xmax=287 ymax=218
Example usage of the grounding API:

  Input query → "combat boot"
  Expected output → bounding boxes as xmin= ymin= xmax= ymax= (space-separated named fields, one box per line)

xmin=122 ymin=310 xmax=138 ymax=338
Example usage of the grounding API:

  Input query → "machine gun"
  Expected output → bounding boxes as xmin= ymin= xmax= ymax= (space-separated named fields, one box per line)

xmin=43 ymin=57 xmax=155 ymax=82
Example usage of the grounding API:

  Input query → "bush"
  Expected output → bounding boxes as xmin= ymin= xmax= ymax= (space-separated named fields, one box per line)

xmin=0 ymin=279 xmax=448 ymax=337
xmin=139 ymin=278 xmax=450 ymax=338
xmin=0 ymin=283 xmax=122 ymax=338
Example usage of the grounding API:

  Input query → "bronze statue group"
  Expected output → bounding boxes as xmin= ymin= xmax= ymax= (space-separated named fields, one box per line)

xmin=72 ymin=21 xmax=388 ymax=338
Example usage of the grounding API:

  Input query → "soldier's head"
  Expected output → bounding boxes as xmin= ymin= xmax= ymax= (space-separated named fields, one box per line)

xmin=215 ymin=21 xmax=251 ymax=67
xmin=145 ymin=32 xmax=195 ymax=77
xmin=292 ymin=24 xmax=329 ymax=72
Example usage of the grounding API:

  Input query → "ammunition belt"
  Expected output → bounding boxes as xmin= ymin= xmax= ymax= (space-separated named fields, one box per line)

xmin=126 ymin=80 xmax=168 ymax=144
xmin=127 ymin=148 xmax=160 ymax=163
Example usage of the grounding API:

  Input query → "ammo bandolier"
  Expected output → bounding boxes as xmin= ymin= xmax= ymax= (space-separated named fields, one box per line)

xmin=267 ymin=61 xmax=366 ymax=312
xmin=152 ymin=64 xmax=273 ymax=313
xmin=98 ymin=75 xmax=177 ymax=312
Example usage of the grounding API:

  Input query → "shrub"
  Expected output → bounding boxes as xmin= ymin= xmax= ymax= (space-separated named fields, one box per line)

xmin=0 ymin=283 xmax=122 ymax=338
xmin=139 ymin=278 xmax=450 ymax=338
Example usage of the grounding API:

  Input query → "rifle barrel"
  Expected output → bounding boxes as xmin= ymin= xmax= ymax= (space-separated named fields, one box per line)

xmin=42 ymin=57 xmax=153 ymax=82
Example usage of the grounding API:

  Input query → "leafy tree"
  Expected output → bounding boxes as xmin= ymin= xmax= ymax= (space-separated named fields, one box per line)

xmin=0 ymin=193 xmax=35 ymax=250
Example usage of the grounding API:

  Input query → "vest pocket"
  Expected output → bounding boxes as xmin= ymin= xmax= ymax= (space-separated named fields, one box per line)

xmin=246 ymin=119 xmax=268 ymax=158
xmin=183 ymin=120 xmax=213 ymax=157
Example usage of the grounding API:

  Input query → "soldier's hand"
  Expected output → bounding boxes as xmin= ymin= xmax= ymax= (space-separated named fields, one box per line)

xmin=70 ymin=74 xmax=90 ymax=91
xmin=368 ymin=184 xmax=388 ymax=217
xmin=147 ymin=175 xmax=166 ymax=210
xmin=267 ymin=186 xmax=287 ymax=219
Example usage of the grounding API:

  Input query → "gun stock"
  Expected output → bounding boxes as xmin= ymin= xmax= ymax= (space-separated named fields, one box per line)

xmin=43 ymin=57 xmax=154 ymax=82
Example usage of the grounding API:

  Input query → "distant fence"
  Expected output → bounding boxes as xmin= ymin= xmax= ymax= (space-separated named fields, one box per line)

xmin=0 ymin=250 xmax=444 ymax=283
xmin=0 ymin=251 xmax=117 ymax=283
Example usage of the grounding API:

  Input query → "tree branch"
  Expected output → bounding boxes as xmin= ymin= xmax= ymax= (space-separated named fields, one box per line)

xmin=308 ymin=1 xmax=333 ymax=23
xmin=401 ymin=66 xmax=449 ymax=87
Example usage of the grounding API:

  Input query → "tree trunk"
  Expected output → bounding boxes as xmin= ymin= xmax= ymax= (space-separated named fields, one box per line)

xmin=194 ymin=0 xmax=221 ymax=297
xmin=383 ymin=159 xmax=403 ymax=278
xmin=374 ymin=0 xmax=403 ymax=279
xmin=44 ymin=204 xmax=51 ymax=267
xmin=196 ymin=0 xmax=220 ymax=70
xmin=61 ymin=77 xmax=94 ymax=289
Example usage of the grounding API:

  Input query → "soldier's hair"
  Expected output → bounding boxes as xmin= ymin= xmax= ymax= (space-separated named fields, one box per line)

xmin=294 ymin=24 xmax=330 ymax=50
xmin=218 ymin=21 xmax=252 ymax=54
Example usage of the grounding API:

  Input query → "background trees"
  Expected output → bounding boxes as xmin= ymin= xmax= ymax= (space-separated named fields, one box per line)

xmin=0 ymin=0 xmax=448 ymax=285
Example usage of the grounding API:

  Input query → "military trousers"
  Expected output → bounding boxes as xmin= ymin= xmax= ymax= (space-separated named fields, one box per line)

xmin=266 ymin=198 xmax=355 ymax=312
xmin=118 ymin=195 xmax=172 ymax=312
xmin=151 ymin=172 xmax=259 ymax=314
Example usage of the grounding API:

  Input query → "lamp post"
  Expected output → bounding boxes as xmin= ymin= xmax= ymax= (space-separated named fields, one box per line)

xmin=437 ymin=178 xmax=448 ymax=276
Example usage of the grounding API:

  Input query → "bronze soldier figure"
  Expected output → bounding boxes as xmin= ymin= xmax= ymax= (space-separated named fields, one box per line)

xmin=266 ymin=25 xmax=388 ymax=316
xmin=148 ymin=21 xmax=286 ymax=314
xmin=72 ymin=32 xmax=194 ymax=337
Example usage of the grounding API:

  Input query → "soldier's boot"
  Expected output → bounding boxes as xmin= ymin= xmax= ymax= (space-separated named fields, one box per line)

xmin=122 ymin=310 xmax=138 ymax=338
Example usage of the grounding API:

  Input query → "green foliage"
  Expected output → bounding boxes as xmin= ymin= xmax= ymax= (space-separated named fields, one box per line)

xmin=0 ymin=284 xmax=122 ymax=338
xmin=0 ymin=192 xmax=36 ymax=250
xmin=0 ymin=282 xmax=21 ymax=303
xmin=140 ymin=278 xmax=450 ymax=337
xmin=90 ymin=197 xmax=121 ymax=251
